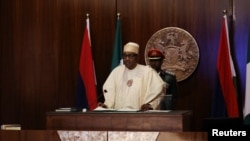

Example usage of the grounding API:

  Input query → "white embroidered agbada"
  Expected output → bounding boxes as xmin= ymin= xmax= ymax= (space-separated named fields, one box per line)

xmin=103 ymin=64 xmax=166 ymax=110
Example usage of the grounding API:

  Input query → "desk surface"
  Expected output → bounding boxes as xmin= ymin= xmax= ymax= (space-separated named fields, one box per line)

xmin=47 ymin=110 xmax=190 ymax=115
xmin=46 ymin=110 xmax=192 ymax=131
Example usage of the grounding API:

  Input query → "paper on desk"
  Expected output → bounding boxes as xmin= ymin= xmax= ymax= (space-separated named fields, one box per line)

xmin=93 ymin=107 xmax=139 ymax=112
xmin=145 ymin=110 xmax=171 ymax=112
xmin=116 ymin=109 xmax=139 ymax=112
xmin=93 ymin=106 xmax=116 ymax=111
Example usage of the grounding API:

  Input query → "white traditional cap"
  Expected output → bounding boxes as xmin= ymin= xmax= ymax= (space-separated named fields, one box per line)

xmin=123 ymin=42 xmax=139 ymax=54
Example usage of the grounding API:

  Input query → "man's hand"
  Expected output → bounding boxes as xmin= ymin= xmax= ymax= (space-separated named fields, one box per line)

xmin=140 ymin=103 xmax=153 ymax=111
xmin=98 ymin=102 xmax=108 ymax=108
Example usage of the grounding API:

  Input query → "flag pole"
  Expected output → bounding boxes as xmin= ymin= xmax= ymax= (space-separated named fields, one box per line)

xmin=117 ymin=13 xmax=120 ymax=19
xmin=222 ymin=10 xmax=227 ymax=15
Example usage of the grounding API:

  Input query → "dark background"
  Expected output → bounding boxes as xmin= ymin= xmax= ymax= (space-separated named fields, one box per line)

xmin=0 ymin=0 xmax=250 ymax=131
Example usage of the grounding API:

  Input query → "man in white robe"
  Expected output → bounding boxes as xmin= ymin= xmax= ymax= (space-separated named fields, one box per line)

xmin=100 ymin=42 xmax=166 ymax=111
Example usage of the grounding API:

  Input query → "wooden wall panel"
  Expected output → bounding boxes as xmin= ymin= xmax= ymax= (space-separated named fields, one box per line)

xmin=234 ymin=0 xmax=250 ymax=112
xmin=0 ymin=0 xmax=116 ymax=129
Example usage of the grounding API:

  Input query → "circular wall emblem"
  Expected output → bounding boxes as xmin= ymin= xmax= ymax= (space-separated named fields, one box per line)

xmin=145 ymin=27 xmax=199 ymax=82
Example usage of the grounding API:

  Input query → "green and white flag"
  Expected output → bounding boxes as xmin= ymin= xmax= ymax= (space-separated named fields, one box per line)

xmin=244 ymin=29 xmax=250 ymax=124
xmin=111 ymin=15 xmax=123 ymax=71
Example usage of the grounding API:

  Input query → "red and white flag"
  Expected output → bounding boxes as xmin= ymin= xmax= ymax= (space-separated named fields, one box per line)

xmin=77 ymin=16 xmax=98 ymax=110
xmin=216 ymin=15 xmax=239 ymax=117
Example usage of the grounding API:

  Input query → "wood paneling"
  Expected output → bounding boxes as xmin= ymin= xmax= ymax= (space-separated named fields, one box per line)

xmin=0 ymin=0 xmax=249 ymax=131
xmin=0 ymin=0 xmax=116 ymax=129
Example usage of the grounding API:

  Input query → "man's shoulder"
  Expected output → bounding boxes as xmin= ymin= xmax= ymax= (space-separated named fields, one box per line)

xmin=137 ymin=64 xmax=151 ymax=70
xmin=137 ymin=64 xmax=156 ymax=74
xmin=161 ymin=70 xmax=177 ymax=84
xmin=114 ymin=64 xmax=125 ymax=70
xmin=111 ymin=65 xmax=125 ymax=74
xmin=162 ymin=70 xmax=176 ymax=77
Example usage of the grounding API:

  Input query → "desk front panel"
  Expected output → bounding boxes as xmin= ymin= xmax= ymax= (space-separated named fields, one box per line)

xmin=46 ymin=110 xmax=192 ymax=131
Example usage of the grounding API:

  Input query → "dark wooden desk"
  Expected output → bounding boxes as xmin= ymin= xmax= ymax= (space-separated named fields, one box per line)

xmin=46 ymin=110 xmax=192 ymax=131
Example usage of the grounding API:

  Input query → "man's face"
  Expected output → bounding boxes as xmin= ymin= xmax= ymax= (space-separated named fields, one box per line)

xmin=149 ymin=59 xmax=163 ymax=72
xmin=123 ymin=52 xmax=138 ymax=69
